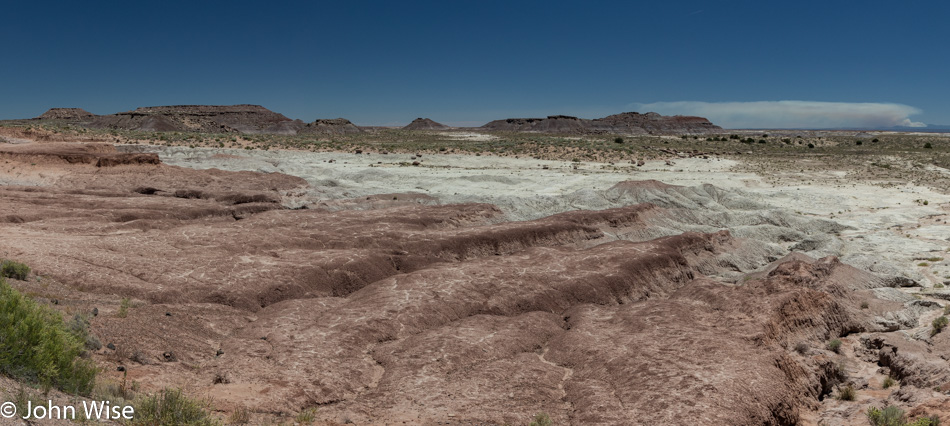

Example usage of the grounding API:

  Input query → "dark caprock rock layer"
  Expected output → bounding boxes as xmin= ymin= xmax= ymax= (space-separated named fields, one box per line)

xmin=482 ymin=111 xmax=722 ymax=135
xmin=87 ymin=104 xmax=302 ymax=134
xmin=403 ymin=118 xmax=449 ymax=130
xmin=84 ymin=104 xmax=362 ymax=135
xmin=298 ymin=118 xmax=363 ymax=135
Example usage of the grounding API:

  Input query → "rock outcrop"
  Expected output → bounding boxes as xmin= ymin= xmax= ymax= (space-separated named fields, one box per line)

xmin=482 ymin=111 xmax=721 ymax=135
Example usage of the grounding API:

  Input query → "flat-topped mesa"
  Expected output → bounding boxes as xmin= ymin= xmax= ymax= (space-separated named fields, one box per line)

xmin=87 ymin=104 xmax=301 ymax=134
xmin=482 ymin=115 xmax=588 ymax=133
xmin=592 ymin=112 xmax=721 ymax=134
xmin=403 ymin=118 xmax=449 ymax=130
xmin=482 ymin=111 xmax=722 ymax=135
xmin=299 ymin=118 xmax=363 ymax=135
xmin=35 ymin=108 xmax=98 ymax=121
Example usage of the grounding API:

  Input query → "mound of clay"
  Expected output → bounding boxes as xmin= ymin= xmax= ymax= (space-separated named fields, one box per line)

xmin=403 ymin=117 xmax=448 ymax=130
xmin=298 ymin=118 xmax=362 ymax=135
xmin=35 ymin=108 xmax=98 ymax=121
xmin=87 ymin=104 xmax=303 ymax=134
xmin=482 ymin=111 xmax=721 ymax=135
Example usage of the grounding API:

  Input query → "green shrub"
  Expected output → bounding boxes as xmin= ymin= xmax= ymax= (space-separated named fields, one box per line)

xmin=295 ymin=407 xmax=317 ymax=424
xmin=827 ymin=339 xmax=843 ymax=353
xmin=0 ymin=260 xmax=30 ymax=280
xmin=883 ymin=376 xmax=896 ymax=389
xmin=932 ymin=316 xmax=948 ymax=336
xmin=925 ymin=142 xmax=933 ymax=149
xmin=868 ymin=406 xmax=906 ymax=426
xmin=0 ymin=278 xmax=97 ymax=395
xmin=131 ymin=388 xmax=219 ymax=425
xmin=117 ymin=297 xmax=132 ymax=318
xmin=613 ymin=137 xmax=624 ymax=144
xmin=529 ymin=412 xmax=553 ymax=426
xmin=837 ymin=384 xmax=856 ymax=401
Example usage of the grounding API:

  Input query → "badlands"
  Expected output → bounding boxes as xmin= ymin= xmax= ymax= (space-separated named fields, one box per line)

xmin=1 ymin=112 xmax=950 ymax=425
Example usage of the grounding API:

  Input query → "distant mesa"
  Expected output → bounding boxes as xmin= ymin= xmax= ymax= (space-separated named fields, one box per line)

xmin=482 ymin=112 xmax=721 ymax=135
xmin=29 ymin=105 xmax=721 ymax=136
xmin=36 ymin=108 xmax=98 ymax=121
xmin=88 ymin=104 xmax=301 ymax=134
xmin=403 ymin=118 xmax=448 ymax=130
xmin=300 ymin=118 xmax=363 ymax=135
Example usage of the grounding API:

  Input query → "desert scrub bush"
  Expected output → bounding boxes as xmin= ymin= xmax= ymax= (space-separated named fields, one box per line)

xmin=295 ymin=407 xmax=317 ymax=424
xmin=227 ymin=406 xmax=250 ymax=424
xmin=0 ymin=259 xmax=30 ymax=280
xmin=862 ymin=301 xmax=870 ymax=309
xmin=883 ymin=376 xmax=896 ymax=389
xmin=116 ymin=297 xmax=132 ymax=318
xmin=0 ymin=278 xmax=97 ymax=395
xmin=837 ymin=384 xmax=856 ymax=401
xmin=868 ymin=406 xmax=905 ymax=426
xmin=613 ymin=137 xmax=624 ymax=144
xmin=794 ymin=342 xmax=809 ymax=354
xmin=931 ymin=316 xmax=948 ymax=336
xmin=529 ymin=412 xmax=553 ymax=426
xmin=827 ymin=339 xmax=843 ymax=353
xmin=867 ymin=405 xmax=940 ymax=426
xmin=131 ymin=388 xmax=219 ymax=426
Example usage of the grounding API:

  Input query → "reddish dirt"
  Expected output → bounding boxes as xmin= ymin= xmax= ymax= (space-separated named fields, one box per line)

xmin=2 ymin=140 xmax=948 ymax=425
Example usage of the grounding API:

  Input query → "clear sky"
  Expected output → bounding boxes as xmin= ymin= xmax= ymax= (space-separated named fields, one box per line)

xmin=2 ymin=0 xmax=948 ymax=128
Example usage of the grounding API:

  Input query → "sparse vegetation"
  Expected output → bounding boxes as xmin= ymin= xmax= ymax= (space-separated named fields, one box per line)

xmin=131 ymin=388 xmax=219 ymax=426
xmin=0 ymin=259 xmax=30 ymax=280
xmin=529 ymin=412 xmax=553 ymax=426
xmin=794 ymin=342 xmax=809 ymax=354
xmin=295 ymin=407 xmax=317 ymax=424
xmin=861 ymin=301 xmax=870 ymax=309
xmin=837 ymin=384 xmax=856 ymax=401
xmin=827 ymin=339 xmax=842 ymax=353
xmin=931 ymin=316 xmax=948 ymax=336
xmin=867 ymin=405 xmax=940 ymax=426
xmin=228 ymin=407 xmax=251 ymax=424
xmin=883 ymin=376 xmax=896 ymax=389
xmin=0 ymin=277 xmax=97 ymax=395
xmin=117 ymin=297 xmax=132 ymax=318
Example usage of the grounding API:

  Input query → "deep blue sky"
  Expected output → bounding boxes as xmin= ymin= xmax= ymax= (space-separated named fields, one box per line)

xmin=2 ymin=1 xmax=948 ymax=128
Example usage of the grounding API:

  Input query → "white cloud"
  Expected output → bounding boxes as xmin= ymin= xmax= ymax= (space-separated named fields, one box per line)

xmin=631 ymin=100 xmax=926 ymax=129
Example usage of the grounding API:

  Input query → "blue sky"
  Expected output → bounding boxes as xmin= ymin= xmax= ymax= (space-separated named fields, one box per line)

xmin=1 ymin=1 xmax=948 ymax=128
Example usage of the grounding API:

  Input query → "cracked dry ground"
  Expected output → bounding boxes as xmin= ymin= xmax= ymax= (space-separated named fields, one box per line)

xmin=3 ymin=142 xmax=950 ymax=425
